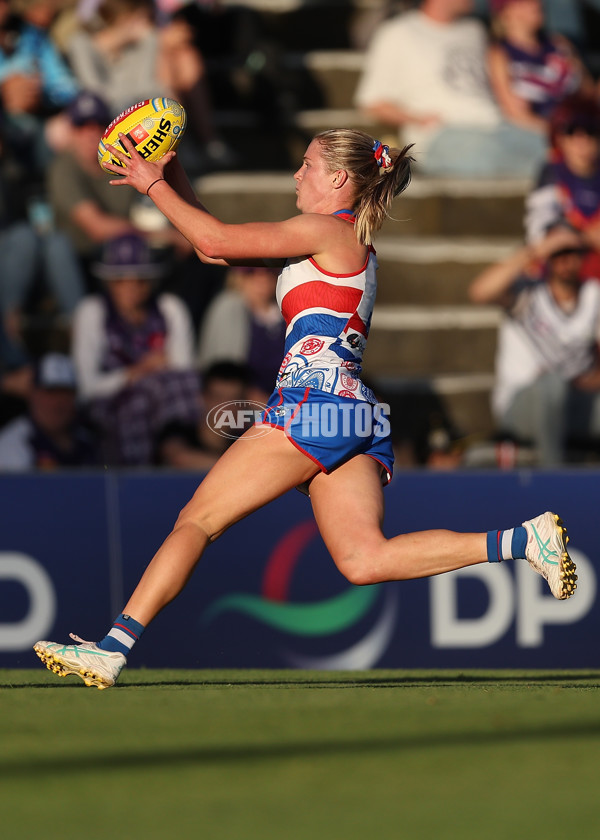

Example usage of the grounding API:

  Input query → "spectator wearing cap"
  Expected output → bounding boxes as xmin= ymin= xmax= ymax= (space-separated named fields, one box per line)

xmin=46 ymin=89 xmax=141 ymax=289
xmin=0 ymin=352 xmax=98 ymax=470
xmin=487 ymin=0 xmax=591 ymax=134
xmin=354 ymin=0 xmax=548 ymax=177
xmin=469 ymin=225 xmax=600 ymax=465
xmin=71 ymin=232 xmax=199 ymax=465
xmin=525 ymin=94 xmax=600 ymax=278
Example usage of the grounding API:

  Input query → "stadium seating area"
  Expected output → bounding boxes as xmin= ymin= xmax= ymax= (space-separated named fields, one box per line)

xmin=11 ymin=0 xmax=600 ymax=462
xmin=196 ymin=0 xmax=527 ymax=448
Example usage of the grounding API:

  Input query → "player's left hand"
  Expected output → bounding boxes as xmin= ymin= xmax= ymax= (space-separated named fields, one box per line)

xmin=104 ymin=132 xmax=176 ymax=194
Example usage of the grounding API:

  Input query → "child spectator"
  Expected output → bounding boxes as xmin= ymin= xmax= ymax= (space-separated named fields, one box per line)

xmin=525 ymin=94 xmax=600 ymax=277
xmin=487 ymin=0 xmax=590 ymax=133
xmin=72 ymin=232 xmax=199 ymax=465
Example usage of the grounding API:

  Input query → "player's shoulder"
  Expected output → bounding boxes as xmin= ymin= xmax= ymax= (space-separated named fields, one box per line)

xmin=280 ymin=212 xmax=339 ymax=235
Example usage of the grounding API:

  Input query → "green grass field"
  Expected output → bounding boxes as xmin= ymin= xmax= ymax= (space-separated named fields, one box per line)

xmin=2 ymin=669 xmax=599 ymax=839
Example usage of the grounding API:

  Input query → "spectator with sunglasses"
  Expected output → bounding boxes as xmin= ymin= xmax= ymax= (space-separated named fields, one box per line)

xmin=470 ymin=224 xmax=600 ymax=465
xmin=525 ymin=94 xmax=600 ymax=278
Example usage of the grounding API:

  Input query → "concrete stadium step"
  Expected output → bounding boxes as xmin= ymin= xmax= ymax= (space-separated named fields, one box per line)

xmin=363 ymin=305 xmax=500 ymax=377
xmin=384 ymin=177 xmax=529 ymax=238
xmin=364 ymin=310 xmax=500 ymax=437
xmin=375 ymin=237 xmax=519 ymax=305
xmin=194 ymin=172 xmax=530 ymax=238
xmin=212 ymin=107 xmax=386 ymax=169
xmin=283 ymin=51 xmax=364 ymax=111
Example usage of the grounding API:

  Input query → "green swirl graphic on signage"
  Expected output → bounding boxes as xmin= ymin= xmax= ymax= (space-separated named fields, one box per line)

xmin=204 ymin=584 xmax=378 ymax=637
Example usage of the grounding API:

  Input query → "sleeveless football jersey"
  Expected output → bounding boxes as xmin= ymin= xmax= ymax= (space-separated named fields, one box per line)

xmin=275 ymin=213 xmax=378 ymax=403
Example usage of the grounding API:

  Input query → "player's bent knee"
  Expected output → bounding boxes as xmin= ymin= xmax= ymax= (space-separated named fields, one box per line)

xmin=173 ymin=505 xmax=219 ymax=543
xmin=331 ymin=546 xmax=384 ymax=586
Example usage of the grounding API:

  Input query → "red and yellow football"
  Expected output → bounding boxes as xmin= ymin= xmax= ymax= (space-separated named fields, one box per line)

xmin=98 ymin=97 xmax=187 ymax=173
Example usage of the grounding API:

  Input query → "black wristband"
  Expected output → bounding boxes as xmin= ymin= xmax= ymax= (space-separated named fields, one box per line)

xmin=146 ymin=178 xmax=165 ymax=196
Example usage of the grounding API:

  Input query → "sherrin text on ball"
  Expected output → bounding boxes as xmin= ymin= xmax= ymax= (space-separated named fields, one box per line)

xmin=98 ymin=97 xmax=186 ymax=173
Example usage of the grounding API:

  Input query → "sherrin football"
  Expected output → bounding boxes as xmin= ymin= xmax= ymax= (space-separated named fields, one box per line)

xmin=98 ymin=97 xmax=187 ymax=173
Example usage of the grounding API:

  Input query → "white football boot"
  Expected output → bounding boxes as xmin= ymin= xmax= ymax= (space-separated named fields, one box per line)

xmin=522 ymin=511 xmax=577 ymax=600
xmin=33 ymin=633 xmax=126 ymax=689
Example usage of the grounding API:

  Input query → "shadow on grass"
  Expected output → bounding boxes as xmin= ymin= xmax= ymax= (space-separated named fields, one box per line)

xmin=2 ymin=720 xmax=600 ymax=779
xmin=5 ymin=671 xmax=600 ymax=690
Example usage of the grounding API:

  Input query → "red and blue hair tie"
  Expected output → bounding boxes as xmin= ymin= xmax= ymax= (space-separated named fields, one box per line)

xmin=373 ymin=140 xmax=392 ymax=169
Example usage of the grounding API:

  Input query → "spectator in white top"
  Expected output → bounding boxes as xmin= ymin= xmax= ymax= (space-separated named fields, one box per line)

xmin=0 ymin=353 xmax=98 ymax=470
xmin=354 ymin=0 xmax=548 ymax=177
xmin=72 ymin=233 xmax=199 ymax=465
xmin=469 ymin=225 xmax=600 ymax=465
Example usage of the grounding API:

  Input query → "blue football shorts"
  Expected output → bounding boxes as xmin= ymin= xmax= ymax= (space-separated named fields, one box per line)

xmin=258 ymin=386 xmax=394 ymax=488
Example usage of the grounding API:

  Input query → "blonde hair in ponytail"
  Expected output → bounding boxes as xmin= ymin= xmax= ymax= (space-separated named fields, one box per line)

xmin=314 ymin=129 xmax=414 ymax=245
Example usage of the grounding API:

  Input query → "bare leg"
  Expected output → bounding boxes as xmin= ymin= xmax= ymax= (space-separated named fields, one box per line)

xmin=123 ymin=426 xmax=319 ymax=625
xmin=308 ymin=455 xmax=487 ymax=586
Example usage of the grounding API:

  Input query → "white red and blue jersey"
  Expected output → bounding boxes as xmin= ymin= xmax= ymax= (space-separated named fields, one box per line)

xmin=275 ymin=211 xmax=378 ymax=403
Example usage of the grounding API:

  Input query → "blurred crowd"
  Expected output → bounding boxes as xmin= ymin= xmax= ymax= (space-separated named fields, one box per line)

xmin=358 ymin=0 xmax=600 ymax=469
xmin=0 ymin=0 xmax=287 ymax=470
xmin=1 ymin=0 xmax=600 ymax=472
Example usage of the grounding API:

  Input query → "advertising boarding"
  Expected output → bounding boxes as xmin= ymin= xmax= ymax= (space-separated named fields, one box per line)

xmin=0 ymin=471 xmax=597 ymax=669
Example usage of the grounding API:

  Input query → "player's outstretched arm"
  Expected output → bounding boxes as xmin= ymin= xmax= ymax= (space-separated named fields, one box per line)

xmin=104 ymin=133 xmax=337 ymax=265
